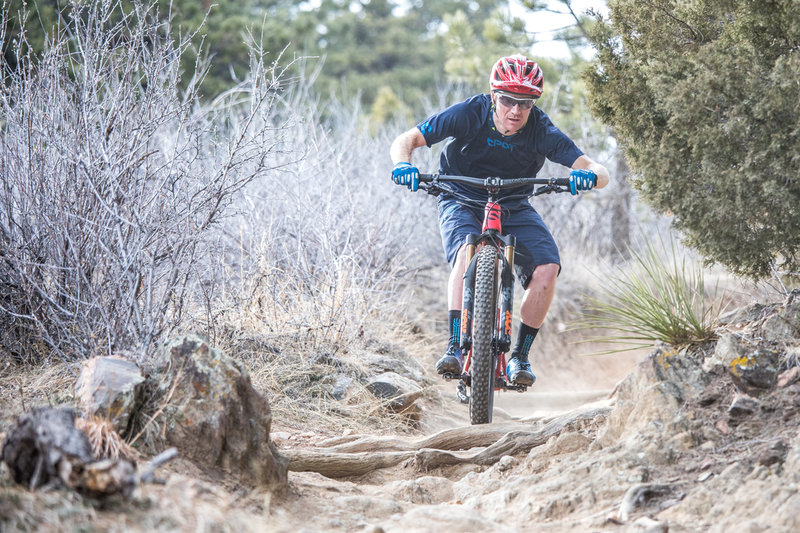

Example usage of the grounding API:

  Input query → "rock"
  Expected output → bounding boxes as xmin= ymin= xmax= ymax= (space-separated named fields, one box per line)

xmin=618 ymin=483 xmax=675 ymax=522
xmin=365 ymin=372 xmax=423 ymax=411
xmin=599 ymin=344 xmax=708 ymax=445
xmin=777 ymin=366 xmax=800 ymax=387
xmin=496 ymin=455 xmax=517 ymax=472
xmin=74 ymin=356 xmax=145 ymax=436
xmin=324 ymin=374 xmax=354 ymax=400
xmin=381 ymin=504 xmax=513 ymax=533
xmin=361 ymin=353 xmax=426 ymax=383
xmin=728 ymin=394 xmax=759 ymax=418
xmin=1 ymin=407 xmax=93 ymax=489
xmin=718 ymin=303 xmax=767 ymax=326
xmin=632 ymin=516 xmax=668 ymax=532
xmin=728 ymin=348 xmax=779 ymax=390
xmin=714 ymin=419 xmax=731 ymax=435
xmin=761 ymin=302 xmax=800 ymax=342
xmin=707 ymin=334 xmax=780 ymax=389
xmin=703 ymin=332 xmax=748 ymax=371
xmin=755 ymin=440 xmax=788 ymax=466
xmin=384 ymin=476 xmax=455 ymax=505
xmin=153 ymin=333 xmax=287 ymax=490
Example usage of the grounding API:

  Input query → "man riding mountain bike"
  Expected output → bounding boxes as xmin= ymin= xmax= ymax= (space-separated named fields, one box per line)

xmin=389 ymin=54 xmax=609 ymax=388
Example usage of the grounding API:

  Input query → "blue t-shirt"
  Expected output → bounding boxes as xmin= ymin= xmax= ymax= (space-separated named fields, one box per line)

xmin=417 ymin=94 xmax=583 ymax=203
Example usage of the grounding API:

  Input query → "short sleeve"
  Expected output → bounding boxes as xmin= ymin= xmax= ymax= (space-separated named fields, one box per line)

xmin=416 ymin=96 xmax=485 ymax=147
xmin=533 ymin=112 xmax=583 ymax=167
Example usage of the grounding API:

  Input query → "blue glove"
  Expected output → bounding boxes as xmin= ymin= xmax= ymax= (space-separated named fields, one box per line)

xmin=568 ymin=169 xmax=597 ymax=195
xmin=391 ymin=162 xmax=419 ymax=192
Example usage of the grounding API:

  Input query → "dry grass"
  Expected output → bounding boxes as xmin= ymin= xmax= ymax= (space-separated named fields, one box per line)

xmin=0 ymin=362 xmax=77 ymax=425
xmin=218 ymin=323 xmax=437 ymax=436
xmin=75 ymin=415 xmax=139 ymax=462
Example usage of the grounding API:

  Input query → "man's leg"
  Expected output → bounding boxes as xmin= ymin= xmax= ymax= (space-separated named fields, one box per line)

xmin=519 ymin=263 xmax=559 ymax=328
xmin=502 ymin=204 xmax=561 ymax=386
xmin=436 ymin=246 xmax=468 ymax=374
xmin=506 ymin=264 xmax=558 ymax=386
xmin=435 ymin=198 xmax=481 ymax=374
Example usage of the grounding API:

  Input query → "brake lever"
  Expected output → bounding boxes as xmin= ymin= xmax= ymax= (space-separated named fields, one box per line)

xmin=533 ymin=184 xmax=569 ymax=196
xmin=418 ymin=183 xmax=443 ymax=197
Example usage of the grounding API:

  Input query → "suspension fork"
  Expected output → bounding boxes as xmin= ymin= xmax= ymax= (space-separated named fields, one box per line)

xmin=498 ymin=234 xmax=516 ymax=352
xmin=459 ymin=234 xmax=478 ymax=353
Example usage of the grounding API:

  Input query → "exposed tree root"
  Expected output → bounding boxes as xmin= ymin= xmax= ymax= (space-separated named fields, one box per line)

xmin=283 ymin=450 xmax=416 ymax=478
xmin=283 ymin=404 xmax=610 ymax=478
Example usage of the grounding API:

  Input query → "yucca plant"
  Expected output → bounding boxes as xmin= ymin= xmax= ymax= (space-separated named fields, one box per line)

xmin=573 ymin=234 xmax=723 ymax=353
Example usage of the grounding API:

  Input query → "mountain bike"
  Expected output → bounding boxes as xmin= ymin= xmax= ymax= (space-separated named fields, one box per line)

xmin=417 ymin=173 xmax=572 ymax=425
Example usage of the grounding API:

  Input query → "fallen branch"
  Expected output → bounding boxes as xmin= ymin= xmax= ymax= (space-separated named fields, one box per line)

xmin=138 ymin=447 xmax=179 ymax=484
xmin=283 ymin=450 xmax=416 ymax=478
xmin=318 ymin=422 xmax=536 ymax=454
xmin=283 ymin=405 xmax=610 ymax=478
xmin=414 ymin=406 xmax=611 ymax=471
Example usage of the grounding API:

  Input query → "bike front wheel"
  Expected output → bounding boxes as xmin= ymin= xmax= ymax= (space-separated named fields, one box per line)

xmin=469 ymin=245 xmax=499 ymax=425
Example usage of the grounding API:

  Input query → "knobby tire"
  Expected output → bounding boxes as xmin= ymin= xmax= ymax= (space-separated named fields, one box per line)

xmin=469 ymin=245 xmax=499 ymax=425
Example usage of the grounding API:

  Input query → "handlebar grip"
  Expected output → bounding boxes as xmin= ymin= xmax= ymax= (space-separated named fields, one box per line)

xmin=418 ymin=173 xmax=436 ymax=183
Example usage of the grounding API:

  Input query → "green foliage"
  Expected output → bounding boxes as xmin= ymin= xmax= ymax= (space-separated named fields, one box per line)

xmin=1 ymin=0 xmax=604 ymax=118
xmin=585 ymin=0 xmax=800 ymax=279
xmin=442 ymin=7 xmax=532 ymax=91
xmin=303 ymin=0 xmax=446 ymax=108
xmin=367 ymin=85 xmax=412 ymax=132
xmin=574 ymin=236 xmax=722 ymax=353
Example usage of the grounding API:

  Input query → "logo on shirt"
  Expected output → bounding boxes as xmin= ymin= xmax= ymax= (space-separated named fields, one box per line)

xmin=420 ymin=121 xmax=432 ymax=135
xmin=487 ymin=138 xmax=514 ymax=151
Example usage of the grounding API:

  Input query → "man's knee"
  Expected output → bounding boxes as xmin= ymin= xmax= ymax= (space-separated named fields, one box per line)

xmin=532 ymin=263 xmax=559 ymax=285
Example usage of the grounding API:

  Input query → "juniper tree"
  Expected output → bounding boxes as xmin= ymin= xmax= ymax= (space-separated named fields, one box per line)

xmin=585 ymin=0 xmax=800 ymax=279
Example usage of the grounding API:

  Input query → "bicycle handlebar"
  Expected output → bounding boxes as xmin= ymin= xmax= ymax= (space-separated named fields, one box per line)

xmin=418 ymin=173 xmax=570 ymax=189
xmin=417 ymin=173 xmax=572 ymax=202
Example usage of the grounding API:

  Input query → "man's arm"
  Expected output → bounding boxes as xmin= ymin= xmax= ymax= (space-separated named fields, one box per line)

xmin=572 ymin=155 xmax=610 ymax=189
xmin=390 ymin=128 xmax=427 ymax=165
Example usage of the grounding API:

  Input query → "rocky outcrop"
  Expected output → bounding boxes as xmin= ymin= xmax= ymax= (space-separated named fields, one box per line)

xmin=152 ymin=333 xmax=287 ymax=490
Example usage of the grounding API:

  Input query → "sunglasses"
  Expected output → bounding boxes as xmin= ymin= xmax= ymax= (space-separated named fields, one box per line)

xmin=496 ymin=94 xmax=535 ymax=110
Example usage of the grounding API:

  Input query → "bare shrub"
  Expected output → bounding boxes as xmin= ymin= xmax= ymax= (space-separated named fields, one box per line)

xmin=199 ymin=80 xmax=445 ymax=431
xmin=0 ymin=1 xmax=295 ymax=363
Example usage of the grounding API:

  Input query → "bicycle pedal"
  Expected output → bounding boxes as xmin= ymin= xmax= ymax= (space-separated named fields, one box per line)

xmin=456 ymin=381 xmax=469 ymax=404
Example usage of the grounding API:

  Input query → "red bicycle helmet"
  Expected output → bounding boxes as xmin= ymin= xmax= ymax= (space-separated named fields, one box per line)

xmin=489 ymin=54 xmax=543 ymax=98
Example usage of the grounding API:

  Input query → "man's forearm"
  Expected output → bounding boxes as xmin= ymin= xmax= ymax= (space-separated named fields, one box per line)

xmin=390 ymin=128 xmax=426 ymax=164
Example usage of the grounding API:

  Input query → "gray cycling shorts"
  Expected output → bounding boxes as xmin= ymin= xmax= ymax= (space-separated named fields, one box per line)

xmin=437 ymin=196 xmax=560 ymax=289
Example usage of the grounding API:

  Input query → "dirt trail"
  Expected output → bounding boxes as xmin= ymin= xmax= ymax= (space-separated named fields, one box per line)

xmin=263 ymin=346 xmax=646 ymax=533
xmin=266 ymin=321 xmax=800 ymax=533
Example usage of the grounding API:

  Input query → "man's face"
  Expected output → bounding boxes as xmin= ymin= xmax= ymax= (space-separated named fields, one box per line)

xmin=492 ymin=92 xmax=535 ymax=135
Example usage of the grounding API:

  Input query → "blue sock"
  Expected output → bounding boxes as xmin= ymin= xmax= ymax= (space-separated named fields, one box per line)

xmin=448 ymin=310 xmax=461 ymax=347
xmin=512 ymin=323 xmax=539 ymax=361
